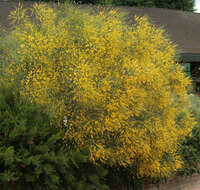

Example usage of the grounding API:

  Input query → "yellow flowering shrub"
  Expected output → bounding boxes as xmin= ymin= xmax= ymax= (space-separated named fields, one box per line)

xmin=3 ymin=2 xmax=195 ymax=178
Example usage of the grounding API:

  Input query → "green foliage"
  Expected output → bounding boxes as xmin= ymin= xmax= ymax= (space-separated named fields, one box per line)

xmin=0 ymin=82 xmax=108 ymax=190
xmin=179 ymin=94 xmax=200 ymax=176
xmin=106 ymin=165 xmax=145 ymax=190
xmin=73 ymin=162 xmax=109 ymax=190
xmin=19 ymin=0 xmax=195 ymax=11
xmin=154 ymin=0 xmax=194 ymax=11
xmin=69 ymin=0 xmax=194 ymax=11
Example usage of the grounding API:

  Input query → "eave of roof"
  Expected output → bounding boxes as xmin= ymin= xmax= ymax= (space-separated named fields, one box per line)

xmin=180 ymin=53 xmax=200 ymax=62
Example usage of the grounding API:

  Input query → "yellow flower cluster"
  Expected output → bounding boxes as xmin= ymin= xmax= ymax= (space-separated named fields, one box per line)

xmin=4 ymin=2 xmax=195 ymax=178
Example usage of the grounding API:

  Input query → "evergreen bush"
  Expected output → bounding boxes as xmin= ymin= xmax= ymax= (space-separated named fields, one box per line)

xmin=0 ymin=82 xmax=108 ymax=190
xmin=106 ymin=165 xmax=145 ymax=190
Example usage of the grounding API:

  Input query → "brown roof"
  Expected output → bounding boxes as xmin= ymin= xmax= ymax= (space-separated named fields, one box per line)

xmin=1 ymin=1 xmax=200 ymax=59
xmin=118 ymin=6 xmax=200 ymax=55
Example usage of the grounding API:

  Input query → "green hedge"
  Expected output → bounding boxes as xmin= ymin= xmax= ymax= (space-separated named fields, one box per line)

xmin=0 ymin=82 xmax=108 ymax=190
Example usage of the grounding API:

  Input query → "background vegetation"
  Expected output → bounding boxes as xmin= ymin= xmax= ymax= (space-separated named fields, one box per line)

xmin=73 ymin=0 xmax=194 ymax=11
xmin=22 ymin=0 xmax=195 ymax=11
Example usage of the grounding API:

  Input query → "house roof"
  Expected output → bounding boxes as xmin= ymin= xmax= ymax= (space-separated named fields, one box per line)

xmin=117 ymin=6 xmax=200 ymax=60
xmin=1 ymin=1 xmax=200 ymax=61
xmin=86 ymin=5 xmax=200 ymax=62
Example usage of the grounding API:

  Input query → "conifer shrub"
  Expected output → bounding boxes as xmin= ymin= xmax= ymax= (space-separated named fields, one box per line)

xmin=106 ymin=165 xmax=146 ymax=190
xmin=2 ymin=2 xmax=195 ymax=180
xmin=0 ymin=82 xmax=108 ymax=190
